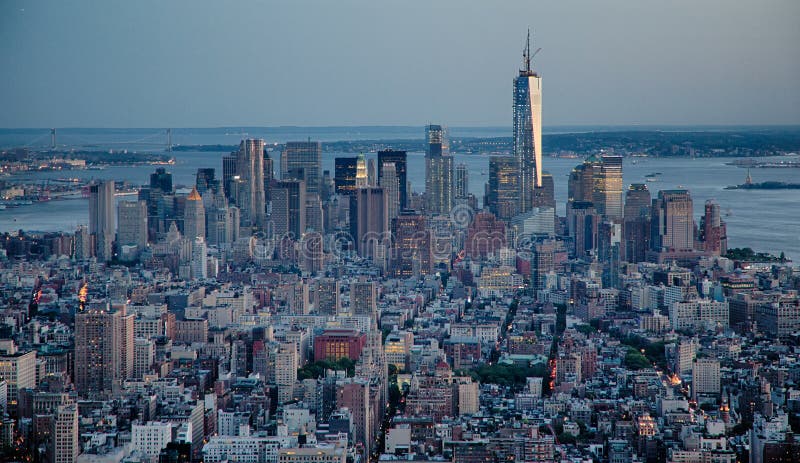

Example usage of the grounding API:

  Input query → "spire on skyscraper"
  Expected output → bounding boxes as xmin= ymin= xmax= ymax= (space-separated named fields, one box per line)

xmin=521 ymin=28 xmax=541 ymax=76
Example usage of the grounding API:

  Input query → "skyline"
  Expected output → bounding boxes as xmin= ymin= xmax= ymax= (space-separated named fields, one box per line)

xmin=1 ymin=0 xmax=799 ymax=129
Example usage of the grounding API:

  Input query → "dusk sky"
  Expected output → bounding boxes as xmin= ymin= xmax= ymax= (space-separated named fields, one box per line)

xmin=1 ymin=0 xmax=798 ymax=128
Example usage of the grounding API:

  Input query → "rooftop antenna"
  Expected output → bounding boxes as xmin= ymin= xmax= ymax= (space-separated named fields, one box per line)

xmin=524 ymin=29 xmax=531 ymax=72
xmin=523 ymin=28 xmax=542 ymax=75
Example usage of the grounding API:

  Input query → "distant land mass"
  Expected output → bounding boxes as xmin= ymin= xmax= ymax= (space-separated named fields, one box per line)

xmin=725 ymin=181 xmax=800 ymax=190
xmin=170 ymin=127 xmax=800 ymax=157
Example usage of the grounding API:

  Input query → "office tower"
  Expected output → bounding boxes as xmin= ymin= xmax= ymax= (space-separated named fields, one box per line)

xmin=0 ymin=349 xmax=36 ymax=415
xmin=196 ymin=168 xmax=219 ymax=196
xmin=377 ymin=150 xmax=408 ymax=209
xmin=207 ymin=205 xmax=239 ymax=246
xmin=513 ymin=31 xmax=543 ymax=213
xmin=235 ymin=139 xmax=266 ymax=229
xmin=117 ymin=200 xmax=148 ymax=249
xmin=380 ymin=161 xmax=400 ymax=221
xmin=284 ymin=141 xmax=322 ymax=193
xmin=272 ymin=179 xmax=307 ymax=239
xmin=700 ymin=200 xmax=728 ymax=256
xmin=351 ymin=281 xmax=377 ymax=317
xmin=183 ymin=188 xmax=205 ymax=241
xmin=623 ymin=183 xmax=651 ymax=263
xmin=425 ymin=125 xmax=453 ymax=215
xmin=222 ymin=153 xmax=237 ymax=202
xmin=355 ymin=153 xmax=368 ymax=188
xmin=52 ymin=404 xmax=79 ymax=463
xmin=651 ymin=189 xmax=694 ymax=252
xmin=148 ymin=167 xmax=173 ymax=237
xmin=317 ymin=278 xmax=341 ymax=315
xmin=487 ymin=156 xmax=519 ymax=220
xmin=567 ymin=155 xmax=602 ymax=205
xmin=74 ymin=305 xmax=134 ymax=397
xmin=89 ymin=180 xmax=115 ymax=261
xmin=592 ymin=155 xmax=624 ymax=220
xmin=454 ymin=163 xmax=469 ymax=199
xmin=367 ymin=158 xmax=376 ymax=186
xmin=391 ymin=212 xmax=432 ymax=278
xmin=567 ymin=201 xmax=599 ymax=258
xmin=305 ymin=192 xmax=324 ymax=233
xmin=334 ymin=157 xmax=358 ymax=196
xmin=465 ymin=212 xmax=507 ymax=259
xmin=624 ymin=183 xmax=651 ymax=220
xmin=263 ymin=152 xmax=274 ymax=203
xmin=533 ymin=172 xmax=556 ymax=208
xmin=351 ymin=186 xmax=389 ymax=259
xmin=598 ymin=220 xmax=622 ymax=288
xmin=532 ymin=240 xmax=556 ymax=293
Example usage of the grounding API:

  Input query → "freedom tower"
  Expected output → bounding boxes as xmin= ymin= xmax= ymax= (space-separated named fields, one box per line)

xmin=513 ymin=30 xmax=543 ymax=213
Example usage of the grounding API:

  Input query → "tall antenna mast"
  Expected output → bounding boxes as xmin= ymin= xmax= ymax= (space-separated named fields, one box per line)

xmin=524 ymin=28 xmax=531 ymax=72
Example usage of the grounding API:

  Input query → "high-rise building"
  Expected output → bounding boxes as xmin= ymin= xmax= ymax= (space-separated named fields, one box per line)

xmin=74 ymin=305 xmax=134 ymax=397
xmin=487 ymin=156 xmax=519 ymax=220
xmin=0 ymin=348 xmax=36 ymax=415
xmin=352 ymin=187 xmax=388 ymax=259
xmin=699 ymin=200 xmax=728 ymax=256
xmin=531 ymin=240 xmax=556 ymax=293
xmin=567 ymin=201 xmax=599 ymax=258
xmin=191 ymin=237 xmax=207 ymax=279
xmin=336 ymin=379 xmax=372 ymax=456
xmin=274 ymin=343 xmax=298 ymax=404
xmin=117 ymin=200 xmax=148 ymax=250
xmin=263 ymin=153 xmax=274 ymax=203
xmin=334 ymin=157 xmax=358 ymax=196
xmin=425 ymin=125 xmax=453 ymax=215
xmin=284 ymin=141 xmax=322 ymax=194
xmin=183 ymin=188 xmax=205 ymax=241
xmin=380 ymin=162 xmax=400 ymax=221
xmin=222 ymin=153 xmax=237 ymax=203
xmin=377 ymin=150 xmax=408 ymax=209
xmin=465 ymin=212 xmax=506 ymax=259
xmin=271 ymin=179 xmax=307 ymax=239
xmin=651 ymin=189 xmax=694 ymax=252
xmin=691 ymin=358 xmax=721 ymax=401
xmin=207 ymin=205 xmax=239 ymax=246
xmin=235 ymin=139 xmax=267 ymax=229
xmin=624 ymin=183 xmax=652 ymax=220
xmin=52 ymin=404 xmax=79 ymax=463
xmin=317 ymin=278 xmax=341 ymax=315
xmin=89 ymin=180 xmax=116 ymax=261
xmin=351 ymin=281 xmax=377 ymax=317
xmin=148 ymin=167 xmax=173 ymax=238
xmin=598 ymin=220 xmax=622 ymax=288
xmin=513 ymin=31 xmax=543 ymax=213
xmin=592 ymin=155 xmax=624 ymax=220
xmin=391 ymin=212 xmax=432 ymax=278
xmin=196 ymin=168 xmax=219 ymax=196
xmin=533 ymin=172 xmax=556 ymax=209
xmin=454 ymin=163 xmax=469 ymax=199
xmin=623 ymin=183 xmax=651 ymax=263
xmin=355 ymin=153 xmax=368 ymax=188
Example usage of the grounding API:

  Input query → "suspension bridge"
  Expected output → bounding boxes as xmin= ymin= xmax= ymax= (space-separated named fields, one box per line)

xmin=16 ymin=128 xmax=174 ymax=152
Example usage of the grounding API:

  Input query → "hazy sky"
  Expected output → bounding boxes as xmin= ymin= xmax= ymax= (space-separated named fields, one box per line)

xmin=2 ymin=0 xmax=799 ymax=128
